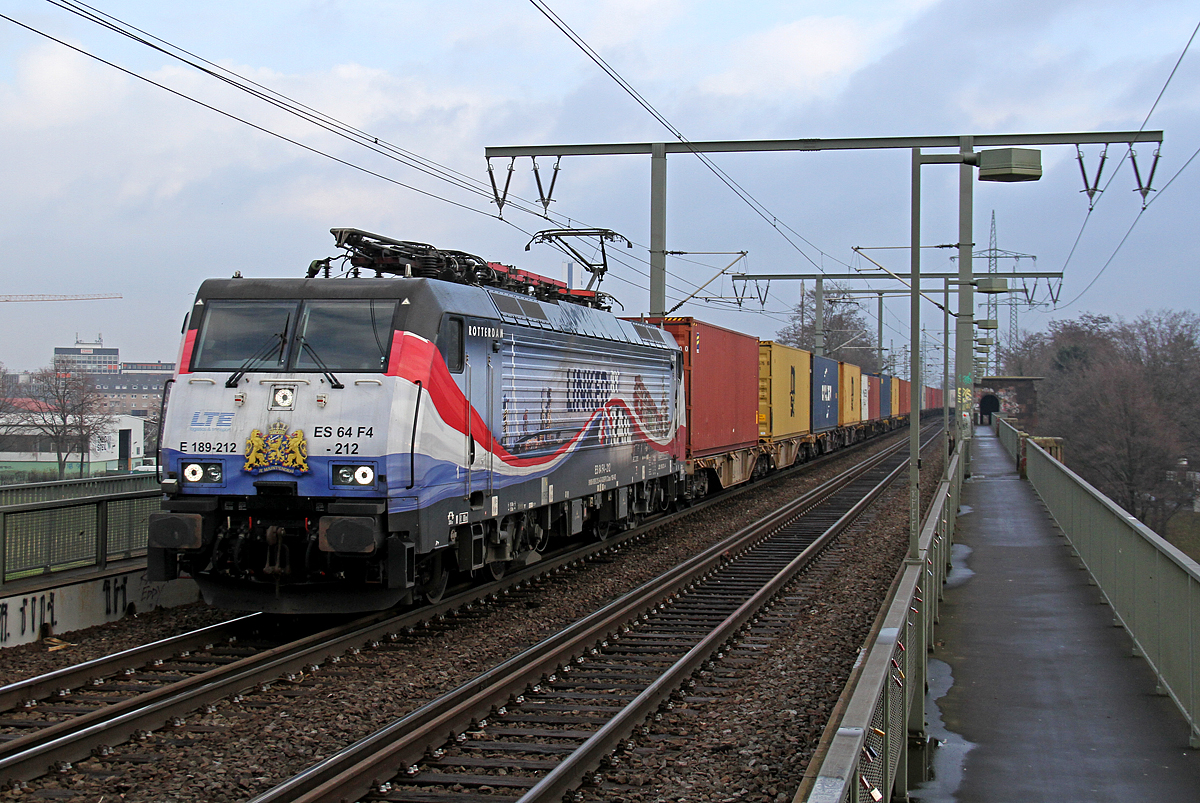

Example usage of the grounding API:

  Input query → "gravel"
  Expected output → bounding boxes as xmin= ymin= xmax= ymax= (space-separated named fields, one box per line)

xmin=0 ymin=604 xmax=239 ymax=687
xmin=1 ymin=428 xmax=940 ymax=802
xmin=583 ymin=442 xmax=947 ymax=803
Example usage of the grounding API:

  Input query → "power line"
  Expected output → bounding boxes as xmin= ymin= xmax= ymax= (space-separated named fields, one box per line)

xmin=40 ymin=0 xmax=568 ymax=223
xmin=526 ymin=0 xmax=853 ymax=319
xmin=1055 ymin=209 xmax=1145 ymax=309
xmin=32 ymin=1 xmax=780 ymax=315
xmin=2 ymin=11 xmax=505 ymax=220
xmin=1052 ymin=16 xmax=1199 ymax=310
xmin=1056 ymin=19 xmax=1195 ymax=307
xmin=44 ymin=0 xmax=827 ymax=323
xmin=1145 ymin=144 xmax=1200 ymax=207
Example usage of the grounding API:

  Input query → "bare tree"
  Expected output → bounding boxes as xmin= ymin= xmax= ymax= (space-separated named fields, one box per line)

xmin=775 ymin=283 xmax=882 ymax=373
xmin=1113 ymin=310 xmax=1200 ymax=452
xmin=19 ymin=368 xmax=111 ymax=479
xmin=1032 ymin=310 xmax=1200 ymax=533
xmin=1050 ymin=360 xmax=1185 ymax=532
xmin=141 ymin=379 xmax=172 ymax=462
xmin=998 ymin=329 xmax=1048 ymax=376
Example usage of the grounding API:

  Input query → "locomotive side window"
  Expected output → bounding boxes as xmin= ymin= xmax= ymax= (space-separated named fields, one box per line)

xmin=192 ymin=300 xmax=297 ymax=371
xmin=293 ymin=299 xmax=398 ymax=372
xmin=440 ymin=317 xmax=464 ymax=373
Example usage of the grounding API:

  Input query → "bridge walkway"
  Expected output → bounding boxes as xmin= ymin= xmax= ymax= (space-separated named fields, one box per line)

xmin=914 ymin=424 xmax=1200 ymax=800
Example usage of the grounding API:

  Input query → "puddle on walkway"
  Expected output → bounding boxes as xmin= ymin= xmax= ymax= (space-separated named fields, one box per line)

xmin=908 ymin=658 xmax=976 ymax=803
xmin=945 ymin=543 xmax=974 ymax=588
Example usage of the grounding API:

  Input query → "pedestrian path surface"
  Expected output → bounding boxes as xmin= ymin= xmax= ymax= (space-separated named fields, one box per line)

xmin=912 ymin=425 xmax=1200 ymax=802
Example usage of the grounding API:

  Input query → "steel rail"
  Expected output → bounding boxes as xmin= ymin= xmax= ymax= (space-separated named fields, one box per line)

xmin=521 ymin=447 xmax=915 ymax=802
xmin=0 ymin=422 xmax=926 ymax=788
xmin=0 ymin=607 xmax=414 ymax=782
xmin=250 ymin=428 xmax=934 ymax=803
xmin=0 ymin=615 xmax=259 ymax=711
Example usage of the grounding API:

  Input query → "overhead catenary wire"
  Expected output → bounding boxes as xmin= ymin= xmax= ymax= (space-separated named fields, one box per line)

xmin=17 ymin=3 xmax=859 ymax=332
xmin=1055 ymin=209 xmax=1146 ymax=309
xmin=526 ymin=0 xmax=855 ymax=321
xmin=39 ymin=0 xmax=566 ymax=224
xmin=34 ymin=0 xmax=804 ymax=324
xmin=10 ymin=7 xmax=710 ymax=312
xmin=0 ymin=11 xmax=510 ymax=221
xmin=1049 ymin=17 xmax=1199 ymax=309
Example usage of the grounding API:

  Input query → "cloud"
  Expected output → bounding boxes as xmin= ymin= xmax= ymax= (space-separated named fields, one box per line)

xmin=699 ymin=16 xmax=896 ymax=101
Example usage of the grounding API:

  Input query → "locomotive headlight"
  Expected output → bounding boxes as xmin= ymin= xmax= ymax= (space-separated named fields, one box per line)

xmin=183 ymin=462 xmax=223 ymax=484
xmin=333 ymin=464 xmax=376 ymax=486
xmin=272 ymin=386 xmax=295 ymax=409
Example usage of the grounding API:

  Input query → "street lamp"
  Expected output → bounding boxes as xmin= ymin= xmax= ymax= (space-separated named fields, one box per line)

xmin=910 ymin=145 xmax=1041 ymax=558
xmin=953 ymin=146 xmax=1042 ymax=477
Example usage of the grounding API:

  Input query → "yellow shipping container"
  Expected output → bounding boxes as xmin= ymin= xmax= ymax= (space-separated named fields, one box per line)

xmin=839 ymin=362 xmax=862 ymax=425
xmin=890 ymin=376 xmax=901 ymax=417
xmin=758 ymin=341 xmax=811 ymax=439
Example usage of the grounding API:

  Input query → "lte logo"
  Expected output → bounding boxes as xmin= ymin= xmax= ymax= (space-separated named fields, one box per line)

xmin=190 ymin=412 xmax=236 ymax=429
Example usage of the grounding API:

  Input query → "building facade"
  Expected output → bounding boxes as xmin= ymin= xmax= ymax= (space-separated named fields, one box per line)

xmin=0 ymin=414 xmax=146 ymax=481
xmin=53 ymin=339 xmax=120 ymax=375
xmin=94 ymin=367 xmax=174 ymax=417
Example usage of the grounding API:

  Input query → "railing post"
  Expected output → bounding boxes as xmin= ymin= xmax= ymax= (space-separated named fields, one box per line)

xmin=96 ymin=498 xmax=109 ymax=571
xmin=0 ymin=511 xmax=6 ymax=588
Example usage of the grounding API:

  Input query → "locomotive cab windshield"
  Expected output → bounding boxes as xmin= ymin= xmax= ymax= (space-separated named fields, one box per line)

xmin=192 ymin=298 xmax=401 ymax=376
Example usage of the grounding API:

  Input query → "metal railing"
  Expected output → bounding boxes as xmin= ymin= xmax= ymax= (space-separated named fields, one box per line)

xmin=996 ymin=415 xmax=1020 ymax=461
xmin=802 ymin=448 xmax=964 ymax=803
xmin=0 ymin=487 xmax=160 ymax=586
xmin=0 ymin=474 xmax=158 ymax=507
xmin=1024 ymin=440 xmax=1200 ymax=748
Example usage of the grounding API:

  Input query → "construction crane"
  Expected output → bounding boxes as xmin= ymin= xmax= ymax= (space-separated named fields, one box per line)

xmin=0 ymin=294 xmax=121 ymax=302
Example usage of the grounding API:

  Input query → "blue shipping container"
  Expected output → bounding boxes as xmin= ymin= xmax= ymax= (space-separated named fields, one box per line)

xmin=879 ymin=373 xmax=892 ymax=418
xmin=811 ymin=355 xmax=839 ymax=432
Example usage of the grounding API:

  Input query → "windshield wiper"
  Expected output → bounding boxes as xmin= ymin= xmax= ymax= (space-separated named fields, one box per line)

xmin=298 ymin=337 xmax=345 ymax=389
xmin=225 ymin=324 xmax=288 ymax=388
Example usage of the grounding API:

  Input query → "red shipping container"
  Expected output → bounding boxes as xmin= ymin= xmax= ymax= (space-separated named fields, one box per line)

xmin=642 ymin=317 xmax=759 ymax=458
xmin=867 ymin=374 xmax=881 ymax=421
xmin=898 ymin=379 xmax=911 ymax=415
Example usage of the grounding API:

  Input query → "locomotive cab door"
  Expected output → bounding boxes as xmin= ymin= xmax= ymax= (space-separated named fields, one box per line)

xmin=459 ymin=322 xmax=503 ymax=514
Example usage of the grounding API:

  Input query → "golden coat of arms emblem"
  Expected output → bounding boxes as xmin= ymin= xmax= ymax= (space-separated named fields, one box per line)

xmin=244 ymin=422 xmax=309 ymax=475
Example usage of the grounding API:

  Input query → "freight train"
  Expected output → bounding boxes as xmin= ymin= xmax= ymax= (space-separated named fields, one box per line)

xmin=148 ymin=229 xmax=943 ymax=614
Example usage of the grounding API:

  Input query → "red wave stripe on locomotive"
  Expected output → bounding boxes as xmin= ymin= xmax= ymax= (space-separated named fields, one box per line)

xmin=599 ymin=398 xmax=684 ymax=457
xmin=386 ymin=330 xmax=682 ymax=467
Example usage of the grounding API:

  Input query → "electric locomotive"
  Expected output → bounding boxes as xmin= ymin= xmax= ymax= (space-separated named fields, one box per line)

xmin=148 ymin=229 xmax=685 ymax=613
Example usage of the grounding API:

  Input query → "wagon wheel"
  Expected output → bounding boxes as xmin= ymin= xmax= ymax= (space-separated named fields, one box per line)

xmin=419 ymin=552 xmax=450 ymax=604
xmin=487 ymin=560 xmax=507 ymax=581
xmin=594 ymin=519 xmax=614 ymax=541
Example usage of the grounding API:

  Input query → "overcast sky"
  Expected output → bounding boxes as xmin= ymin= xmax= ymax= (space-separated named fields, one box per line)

xmin=0 ymin=0 xmax=1196 ymax=375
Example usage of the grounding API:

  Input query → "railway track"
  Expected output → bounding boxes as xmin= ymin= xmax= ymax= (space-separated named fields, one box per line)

xmin=0 ymin=423 xmax=930 ymax=791
xmin=249 ymin=426 xmax=938 ymax=803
